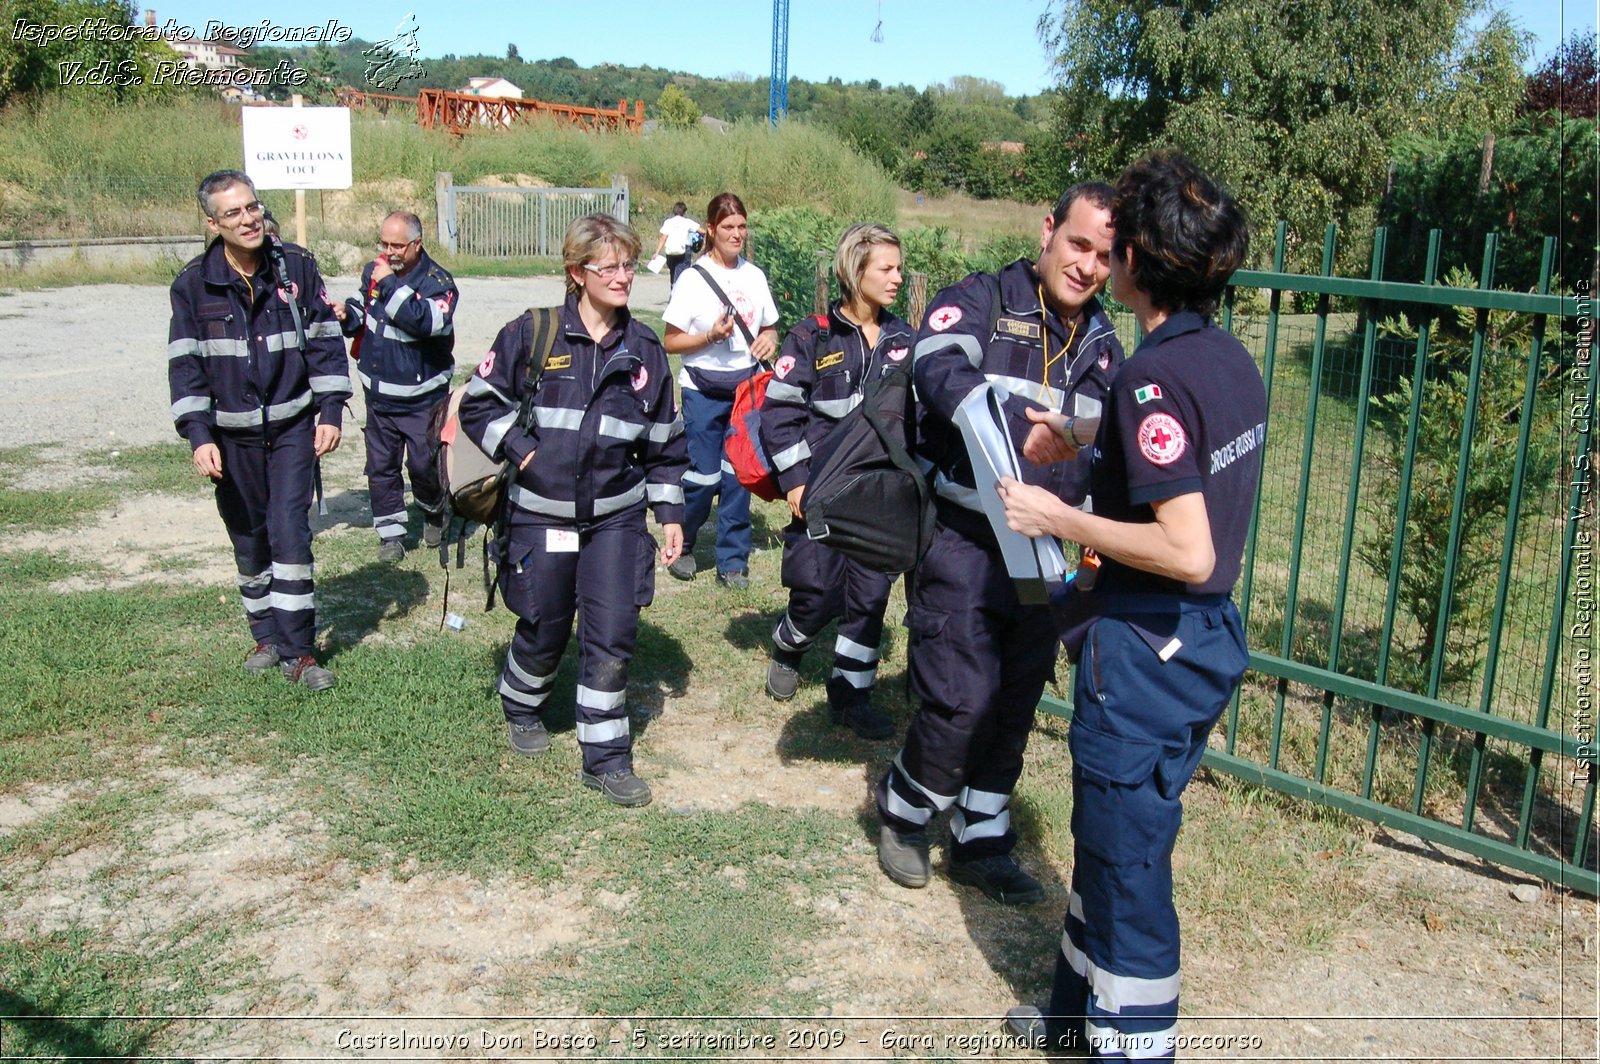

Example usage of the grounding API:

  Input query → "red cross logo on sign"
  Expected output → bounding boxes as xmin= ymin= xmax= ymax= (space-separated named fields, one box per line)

xmin=292 ymin=125 xmax=309 ymax=140
xmin=927 ymin=306 xmax=963 ymax=332
xmin=1137 ymin=413 xmax=1187 ymax=466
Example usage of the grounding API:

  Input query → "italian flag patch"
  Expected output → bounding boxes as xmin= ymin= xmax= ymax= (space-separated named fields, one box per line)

xmin=1134 ymin=383 xmax=1164 ymax=404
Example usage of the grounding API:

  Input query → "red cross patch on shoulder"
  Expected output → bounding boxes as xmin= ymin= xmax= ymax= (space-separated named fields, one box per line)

xmin=631 ymin=365 xmax=650 ymax=392
xmin=774 ymin=354 xmax=797 ymax=379
xmin=477 ymin=350 xmax=496 ymax=377
xmin=1137 ymin=413 xmax=1187 ymax=466
xmin=927 ymin=306 xmax=962 ymax=332
xmin=887 ymin=346 xmax=909 ymax=362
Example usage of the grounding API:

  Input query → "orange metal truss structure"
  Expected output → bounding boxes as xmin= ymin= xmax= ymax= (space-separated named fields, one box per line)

xmin=335 ymin=88 xmax=418 ymax=118
xmin=415 ymin=90 xmax=644 ymax=135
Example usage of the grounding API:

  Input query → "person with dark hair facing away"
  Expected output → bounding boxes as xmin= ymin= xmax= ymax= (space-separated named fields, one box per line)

xmin=331 ymin=209 xmax=458 ymax=561
xmin=759 ymin=222 xmax=916 ymax=739
xmin=661 ymin=192 xmax=780 ymax=588
xmin=653 ymin=201 xmax=701 ymax=286
xmin=874 ymin=182 xmax=1125 ymax=904
xmin=457 ymin=214 xmax=687 ymax=807
xmin=167 ymin=169 xmax=351 ymax=689
xmin=999 ymin=152 xmax=1263 ymax=1060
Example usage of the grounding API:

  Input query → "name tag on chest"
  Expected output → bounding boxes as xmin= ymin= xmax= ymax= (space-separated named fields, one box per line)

xmin=995 ymin=317 xmax=1041 ymax=341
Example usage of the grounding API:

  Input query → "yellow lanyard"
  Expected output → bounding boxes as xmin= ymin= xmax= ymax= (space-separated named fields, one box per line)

xmin=1038 ymin=283 xmax=1077 ymax=405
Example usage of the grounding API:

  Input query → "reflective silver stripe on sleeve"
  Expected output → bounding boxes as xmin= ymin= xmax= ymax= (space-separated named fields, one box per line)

xmin=987 ymin=372 xmax=1059 ymax=408
xmin=268 ymin=392 xmax=313 ymax=422
xmin=465 ymin=374 xmax=512 ymax=404
xmin=769 ymin=438 xmax=810 ymax=472
xmin=813 ymin=395 xmax=860 ymax=419
xmin=764 ymin=380 xmax=805 ymax=403
xmin=384 ymin=285 xmax=414 ymax=317
xmin=598 ymin=415 xmax=645 ymax=442
xmin=575 ymin=717 xmax=630 ymax=743
xmin=507 ymin=485 xmax=576 ymax=518
xmin=481 ymin=406 xmax=519 ymax=456
xmin=375 ymin=369 xmax=451 ymax=398
xmin=593 ymin=482 xmax=648 ymax=517
xmin=647 ymin=483 xmax=684 ymax=505
xmin=309 ymin=375 xmax=352 ymax=395
xmin=306 ymin=320 xmax=341 ymax=340
xmin=914 ymin=331 xmax=985 ymax=368
xmin=534 ymin=406 xmax=583 ymax=431
xmin=646 ymin=418 xmax=683 ymax=444
xmin=429 ymin=299 xmax=447 ymax=335
xmin=167 ymin=338 xmax=200 ymax=359
xmin=377 ymin=323 xmax=419 ymax=345
xmin=172 ymin=395 xmax=211 ymax=418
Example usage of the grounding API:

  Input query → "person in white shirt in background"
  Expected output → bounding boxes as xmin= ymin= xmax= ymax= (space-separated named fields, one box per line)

xmin=661 ymin=191 xmax=780 ymax=589
xmin=653 ymin=201 xmax=702 ymax=286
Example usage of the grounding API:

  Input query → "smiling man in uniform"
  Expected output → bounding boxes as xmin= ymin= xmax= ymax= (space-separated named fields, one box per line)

xmin=874 ymin=183 xmax=1124 ymax=902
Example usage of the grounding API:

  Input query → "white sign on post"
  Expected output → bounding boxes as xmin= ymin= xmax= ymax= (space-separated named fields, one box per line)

xmin=240 ymin=106 xmax=353 ymax=190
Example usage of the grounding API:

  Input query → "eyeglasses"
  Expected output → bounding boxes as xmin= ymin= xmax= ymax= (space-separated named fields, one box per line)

xmin=214 ymin=201 xmax=265 ymax=226
xmin=377 ymin=238 xmax=419 ymax=253
xmin=582 ymin=260 xmax=639 ymax=280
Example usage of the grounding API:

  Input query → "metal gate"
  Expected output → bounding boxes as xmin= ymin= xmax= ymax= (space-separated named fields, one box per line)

xmin=1040 ymin=222 xmax=1597 ymax=895
xmin=435 ymin=173 xmax=629 ymax=258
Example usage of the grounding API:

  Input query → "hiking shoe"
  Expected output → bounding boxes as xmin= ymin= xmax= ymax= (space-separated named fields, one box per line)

xmin=243 ymin=642 xmax=279 ymax=674
xmin=1004 ymin=1006 xmax=1082 ymax=1054
xmin=580 ymin=768 xmax=653 ymax=807
xmin=422 ymin=514 xmax=444 ymax=549
xmin=831 ymin=701 xmax=895 ymax=740
xmin=878 ymin=825 xmax=930 ymax=888
xmin=716 ymin=570 xmax=750 ymax=589
xmin=667 ymin=554 xmax=697 ymax=581
xmin=766 ymin=658 xmax=800 ymax=701
xmin=281 ymin=655 xmax=337 ymax=691
xmin=378 ymin=539 xmax=406 ymax=563
xmin=506 ymin=720 xmax=550 ymax=757
xmin=949 ymin=853 xmax=1044 ymax=905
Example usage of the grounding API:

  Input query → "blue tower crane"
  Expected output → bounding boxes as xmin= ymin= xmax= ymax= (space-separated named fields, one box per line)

xmin=768 ymin=0 xmax=790 ymax=125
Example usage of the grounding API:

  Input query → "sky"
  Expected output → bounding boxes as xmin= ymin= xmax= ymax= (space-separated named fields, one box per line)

xmin=139 ymin=1 xmax=1594 ymax=98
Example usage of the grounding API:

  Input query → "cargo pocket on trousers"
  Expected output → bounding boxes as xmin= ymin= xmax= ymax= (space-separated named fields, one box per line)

xmin=904 ymin=605 xmax=952 ymax=704
xmin=1068 ymin=718 xmax=1165 ymax=865
xmin=635 ymin=530 xmax=658 ymax=608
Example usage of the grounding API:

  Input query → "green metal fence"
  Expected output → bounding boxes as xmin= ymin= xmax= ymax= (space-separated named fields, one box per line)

xmin=1042 ymin=222 xmax=1597 ymax=896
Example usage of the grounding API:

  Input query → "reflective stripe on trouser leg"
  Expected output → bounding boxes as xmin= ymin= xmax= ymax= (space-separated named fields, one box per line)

xmin=573 ymin=515 xmax=646 ymax=775
xmin=950 ymin=786 xmax=1011 ymax=846
xmin=876 ymin=752 xmax=957 ymax=830
xmin=497 ymin=523 xmax=580 ymax=726
xmin=1047 ymin=604 xmax=1247 ymax=1061
xmin=894 ymin=522 xmax=1055 ymax=856
xmin=215 ymin=423 xmax=315 ymax=656
xmin=678 ymin=387 xmax=730 ymax=553
xmin=826 ymin=554 xmax=892 ymax=710
xmin=364 ymin=411 xmax=410 ymax=541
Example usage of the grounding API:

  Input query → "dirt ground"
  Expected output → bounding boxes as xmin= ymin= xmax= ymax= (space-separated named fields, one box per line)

xmin=0 ymin=278 xmax=1594 ymax=1061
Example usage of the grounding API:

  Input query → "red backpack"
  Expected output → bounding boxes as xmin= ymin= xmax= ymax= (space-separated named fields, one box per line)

xmin=724 ymin=313 xmax=829 ymax=503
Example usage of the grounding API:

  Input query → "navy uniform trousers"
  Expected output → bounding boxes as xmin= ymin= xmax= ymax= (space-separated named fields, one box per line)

xmin=771 ymin=523 xmax=894 ymax=711
xmin=679 ymin=385 xmax=751 ymax=576
xmin=1045 ymin=596 xmax=1248 ymax=1061
xmin=215 ymin=418 xmax=318 ymax=658
xmin=496 ymin=509 xmax=657 ymax=775
xmin=364 ymin=404 xmax=443 ymax=543
xmin=877 ymin=520 xmax=1058 ymax=859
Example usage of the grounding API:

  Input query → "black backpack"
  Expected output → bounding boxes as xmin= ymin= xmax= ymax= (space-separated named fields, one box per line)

xmin=799 ymin=357 xmax=934 ymax=575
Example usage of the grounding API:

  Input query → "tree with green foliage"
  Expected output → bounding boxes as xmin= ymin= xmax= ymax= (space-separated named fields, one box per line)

xmin=1036 ymin=0 xmax=1513 ymax=269
xmin=1 ymin=0 xmax=181 ymax=106
xmin=1358 ymin=271 xmax=1565 ymax=695
xmin=507 ymin=43 xmax=521 ymax=63
xmin=655 ymin=83 xmax=701 ymax=130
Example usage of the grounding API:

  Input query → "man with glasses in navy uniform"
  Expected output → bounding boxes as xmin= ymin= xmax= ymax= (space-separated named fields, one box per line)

xmin=331 ymin=210 xmax=458 ymax=561
xmin=167 ymin=169 xmax=351 ymax=690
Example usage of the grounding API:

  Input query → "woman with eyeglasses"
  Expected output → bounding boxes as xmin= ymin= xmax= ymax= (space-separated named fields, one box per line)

xmin=458 ymin=213 xmax=688 ymax=808
xmin=661 ymin=192 xmax=780 ymax=589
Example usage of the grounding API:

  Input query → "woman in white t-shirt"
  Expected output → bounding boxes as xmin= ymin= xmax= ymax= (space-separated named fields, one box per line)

xmin=653 ymin=201 xmax=702 ymax=285
xmin=661 ymin=191 xmax=780 ymax=588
